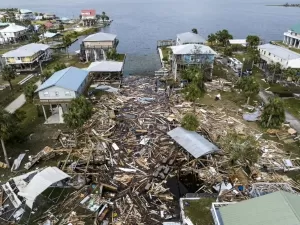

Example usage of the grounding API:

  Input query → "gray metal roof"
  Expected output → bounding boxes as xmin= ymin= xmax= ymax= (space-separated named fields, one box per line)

xmin=87 ymin=61 xmax=124 ymax=72
xmin=35 ymin=67 xmax=89 ymax=92
xmin=177 ymin=32 xmax=206 ymax=44
xmin=0 ymin=24 xmax=26 ymax=33
xmin=3 ymin=43 xmax=50 ymax=57
xmin=170 ymin=44 xmax=217 ymax=55
xmin=83 ymin=32 xmax=117 ymax=42
xmin=219 ymin=191 xmax=300 ymax=225
xmin=258 ymin=43 xmax=300 ymax=60
xmin=167 ymin=127 xmax=219 ymax=158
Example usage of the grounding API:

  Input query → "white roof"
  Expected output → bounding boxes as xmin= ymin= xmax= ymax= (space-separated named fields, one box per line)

xmin=17 ymin=167 xmax=69 ymax=209
xmin=177 ymin=32 xmax=206 ymax=44
xmin=287 ymin=58 xmax=300 ymax=68
xmin=3 ymin=43 xmax=50 ymax=57
xmin=169 ymin=44 xmax=217 ymax=55
xmin=0 ymin=24 xmax=26 ymax=33
xmin=40 ymin=31 xmax=61 ymax=38
xmin=258 ymin=43 xmax=300 ymax=60
xmin=229 ymin=39 xmax=247 ymax=45
xmin=20 ymin=9 xmax=32 ymax=14
xmin=83 ymin=32 xmax=117 ymax=42
xmin=167 ymin=127 xmax=219 ymax=158
xmin=87 ymin=61 xmax=124 ymax=72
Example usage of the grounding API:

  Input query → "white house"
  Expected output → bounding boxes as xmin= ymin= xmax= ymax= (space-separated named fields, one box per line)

xmin=81 ymin=32 xmax=118 ymax=62
xmin=35 ymin=67 xmax=90 ymax=123
xmin=18 ymin=9 xmax=35 ymax=21
xmin=2 ymin=43 xmax=51 ymax=71
xmin=169 ymin=44 xmax=217 ymax=79
xmin=258 ymin=43 xmax=300 ymax=69
xmin=176 ymin=32 xmax=206 ymax=45
xmin=283 ymin=24 xmax=300 ymax=49
xmin=0 ymin=23 xmax=27 ymax=44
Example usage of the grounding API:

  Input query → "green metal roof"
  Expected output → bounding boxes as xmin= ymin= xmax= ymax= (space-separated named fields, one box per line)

xmin=291 ymin=24 xmax=300 ymax=34
xmin=219 ymin=191 xmax=300 ymax=225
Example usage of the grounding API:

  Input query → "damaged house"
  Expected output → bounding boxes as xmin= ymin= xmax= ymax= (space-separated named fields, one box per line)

xmin=0 ymin=167 xmax=70 ymax=223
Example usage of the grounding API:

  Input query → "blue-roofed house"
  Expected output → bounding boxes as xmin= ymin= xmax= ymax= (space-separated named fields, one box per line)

xmin=35 ymin=67 xmax=90 ymax=123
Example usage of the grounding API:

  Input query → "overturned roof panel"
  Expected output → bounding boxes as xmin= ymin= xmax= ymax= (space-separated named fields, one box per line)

xmin=87 ymin=61 xmax=124 ymax=72
xmin=17 ymin=167 xmax=70 ymax=209
xmin=167 ymin=127 xmax=219 ymax=158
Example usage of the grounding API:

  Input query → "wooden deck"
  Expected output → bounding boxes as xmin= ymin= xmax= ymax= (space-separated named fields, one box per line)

xmin=157 ymin=39 xmax=176 ymax=48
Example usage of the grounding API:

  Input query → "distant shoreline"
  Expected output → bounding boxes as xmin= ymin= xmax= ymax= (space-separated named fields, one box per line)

xmin=266 ymin=4 xmax=300 ymax=7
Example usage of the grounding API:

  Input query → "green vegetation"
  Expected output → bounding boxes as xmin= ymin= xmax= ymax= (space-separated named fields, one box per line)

xmin=161 ymin=47 xmax=171 ymax=60
xmin=107 ymin=49 xmax=126 ymax=62
xmin=220 ymin=132 xmax=260 ymax=166
xmin=283 ymin=98 xmax=300 ymax=120
xmin=224 ymin=47 xmax=233 ymax=56
xmin=261 ymin=97 xmax=285 ymax=128
xmin=237 ymin=76 xmax=260 ymax=102
xmin=181 ymin=113 xmax=199 ymax=131
xmin=211 ymin=29 xmax=233 ymax=46
xmin=2 ymin=65 xmax=16 ymax=90
xmin=183 ymin=198 xmax=215 ymax=225
xmin=63 ymin=96 xmax=93 ymax=129
xmin=246 ymin=35 xmax=260 ymax=47
xmin=24 ymin=83 xmax=38 ymax=103
xmin=0 ymin=109 xmax=19 ymax=167
xmin=191 ymin=28 xmax=198 ymax=34
xmin=62 ymin=35 xmax=72 ymax=57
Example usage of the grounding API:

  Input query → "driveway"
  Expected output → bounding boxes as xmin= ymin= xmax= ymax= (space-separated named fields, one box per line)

xmin=5 ymin=80 xmax=41 ymax=114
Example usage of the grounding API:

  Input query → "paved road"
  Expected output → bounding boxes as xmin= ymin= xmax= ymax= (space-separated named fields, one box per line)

xmin=259 ymin=91 xmax=300 ymax=133
xmin=5 ymin=81 xmax=41 ymax=114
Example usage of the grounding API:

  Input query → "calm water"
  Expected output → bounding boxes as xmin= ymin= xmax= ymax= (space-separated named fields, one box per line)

xmin=3 ymin=0 xmax=300 ymax=74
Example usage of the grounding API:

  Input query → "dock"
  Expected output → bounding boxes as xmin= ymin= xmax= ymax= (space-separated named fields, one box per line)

xmin=157 ymin=39 xmax=175 ymax=48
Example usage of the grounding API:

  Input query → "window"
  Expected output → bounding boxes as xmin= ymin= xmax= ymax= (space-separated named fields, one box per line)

xmin=55 ymin=91 xmax=59 ymax=97
xmin=43 ymin=91 xmax=49 ymax=96
xmin=65 ymin=91 xmax=71 ymax=96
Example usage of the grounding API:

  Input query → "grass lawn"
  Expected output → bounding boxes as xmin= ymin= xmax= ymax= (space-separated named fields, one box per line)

xmin=283 ymin=98 xmax=300 ymax=120
xmin=183 ymin=198 xmax=215 ymax=225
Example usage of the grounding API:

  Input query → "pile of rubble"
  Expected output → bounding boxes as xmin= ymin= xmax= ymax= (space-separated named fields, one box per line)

xmin=4 ymin=76 xmax=300 ymax=224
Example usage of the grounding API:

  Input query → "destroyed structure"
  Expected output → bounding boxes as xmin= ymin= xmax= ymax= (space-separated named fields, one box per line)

xmin=2 ymin=75 xmax=300 ymax=224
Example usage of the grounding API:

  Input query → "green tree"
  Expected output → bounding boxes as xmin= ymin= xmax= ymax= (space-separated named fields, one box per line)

xmin=41 ymin=69 xmax=52 ymax=81
xmin=31 ymin=33 xmax=39 ymax=43
xmin=220 ymin=132 xmax=259 ymax=166
xmin=223 ymin=47 xmax=233 ymax=56
xmin=63 ymin=35 xmax=72 ymax=58
xmin=100 ymin=11 xmax=108 ymax=23
xmin=191 ymin=28 xmax=198 ymax=34
xmin=59 ymin=23 xmax=64 ymax=31
xmin=181 ymin=113 xmax=199 ymax=131
xmin=182 ymin=81 xmax=204 ymax=111
xmin=24 ymin=83 xmax=37 ymax=103
xmin=0 ymin=109 xmax=19 ymax=168
xmin=53 ymin=63 xmax=67 ymax=72
xmin=2 ymin=65 xmax=16 ymax=90
xmin=107 ymin=48 xmax=118 ymax=60
xmin=63 ymin=96 xmax=93 ymax=130
xmin=282 ymin=67 xmax=297 ymax=81
xmin=39 ymin=24 xmax=46 ymax=39
xmin=207 ymin=33 xmax=216 ymax=45
xmin=215 ymin=29 xmax=233 ymax=46
xmin=261 ymin=97 xmax=285 ymax=128
xmin=246 ymin=35 xmax=260 ymax=48
xmin=236 ymin=76 xmax=260 ymax=103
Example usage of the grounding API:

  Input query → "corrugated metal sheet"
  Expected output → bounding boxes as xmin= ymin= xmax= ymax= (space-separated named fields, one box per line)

xmin=177 ymin=32 xmax=206 ymax=44
xmin=88 ymin=61 xmax=124 ymax=72
xmin=35 ymin=67 xmax=89 ymax=92
xmin=83 ymin=32 xmax=117 ymax=42
xmin=219 ymin=191 xmax=300 ymax=225
xmin=170 ymin=44 xmax=217 ymax=55
xmin=167 ymin=127 xmax=219 ymax=158
xmin=3 ymin=43 xmax=49 ymax=57
xmin=162 ymin=222 xmax=181 ymax=225
xmin=258 ymin=43 xmax=300 ymax=60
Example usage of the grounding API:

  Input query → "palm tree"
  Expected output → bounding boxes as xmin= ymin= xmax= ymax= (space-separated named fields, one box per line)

xmin=261 ymin=97 xmax=285 ymax=128
xmin=0 ymin=109 xmax=19 ymax=168
xmin=101 ymin=11 xmax=106 ymax=23
xmin=207 ymin=33 xmax=216 ymax=45
xmin=24 ymin=83 xmax=38 ymax=103
xmin=236 ymin=76 xmax=260 ymax=104
xmin=191 ymin=28 xmax=198 ymax=34
xmin=39 ymin=24 xmax=46 ymax=39
xmin=63 ymin=35 xmax=72 ymax=58
xmin=63 ymin=96 xmax=93 ymax=130
xmin=2 ymin=65 xmax=16 ymax=90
